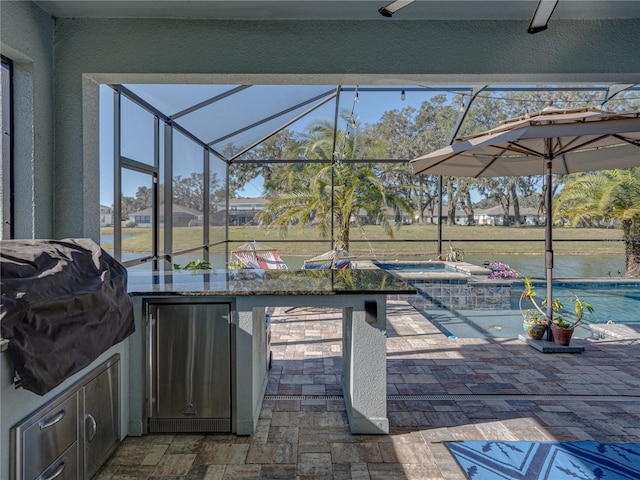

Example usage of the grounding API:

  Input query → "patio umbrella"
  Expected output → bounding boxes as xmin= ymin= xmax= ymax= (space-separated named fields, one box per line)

xmin=410 ymin=107 xmax=640 ymax=339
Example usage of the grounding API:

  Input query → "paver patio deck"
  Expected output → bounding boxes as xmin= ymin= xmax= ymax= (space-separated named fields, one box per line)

xmin=98 ymin=301 xmax=640 ymax=479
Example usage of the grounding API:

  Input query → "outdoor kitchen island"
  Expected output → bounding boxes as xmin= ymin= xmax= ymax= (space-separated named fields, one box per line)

xmin=127 ymin=267 xmax=415 ymax=436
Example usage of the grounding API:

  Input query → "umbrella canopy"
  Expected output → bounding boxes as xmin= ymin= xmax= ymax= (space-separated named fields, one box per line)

xmin=411 ymin=107 xmax=640 ymax=177
xmin=410 ymin=107 xmax=640 ymax=341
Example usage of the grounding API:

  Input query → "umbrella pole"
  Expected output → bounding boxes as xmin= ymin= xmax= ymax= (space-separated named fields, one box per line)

xmin=545 ymin=159 xmax=554 ymax=342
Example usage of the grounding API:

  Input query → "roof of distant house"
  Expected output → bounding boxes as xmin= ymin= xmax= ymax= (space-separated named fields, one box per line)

xmin=229 ymin=197 xmax=268 ymax=205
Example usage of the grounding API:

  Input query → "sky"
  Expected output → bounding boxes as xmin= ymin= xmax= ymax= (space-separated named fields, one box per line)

xmin=100 ymin=84 xmax=461 ymax=206
xmin=100 ymin=82 xmax=640 ymax=206
xmin=102 ymin=84 xmax=592 ymax=207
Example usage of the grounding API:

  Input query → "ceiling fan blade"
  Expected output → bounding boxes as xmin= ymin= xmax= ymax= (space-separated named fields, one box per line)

xmin=528 ymin=0 xmax=559 ymax=33
xmin=378 ymin=0 xmax=416 ymax=17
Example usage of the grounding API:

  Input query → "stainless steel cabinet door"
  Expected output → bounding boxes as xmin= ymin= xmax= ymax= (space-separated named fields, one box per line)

xmin=150 ymin=303 xmax=231 ymax=420
xmin=83 ymin=359 xmax=119 ymax=479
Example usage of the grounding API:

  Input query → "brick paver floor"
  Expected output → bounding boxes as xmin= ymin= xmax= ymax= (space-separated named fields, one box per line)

xmin=98 ymin=301 xmax=640 ymax=479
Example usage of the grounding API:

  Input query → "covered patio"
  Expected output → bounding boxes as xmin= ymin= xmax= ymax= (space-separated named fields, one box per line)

xmin=2 ymin=2 xmax=640 ymax=479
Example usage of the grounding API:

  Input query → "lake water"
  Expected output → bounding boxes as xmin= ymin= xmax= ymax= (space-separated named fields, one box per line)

xmin=464 ymin=253 xmax=626 ymax=279
xmin=102 ymin=232 xmax=626 ymax=277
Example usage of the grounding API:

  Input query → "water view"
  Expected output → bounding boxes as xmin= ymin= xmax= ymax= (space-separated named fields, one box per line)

xmin=464 ymin=253 xmax=626 ymax=279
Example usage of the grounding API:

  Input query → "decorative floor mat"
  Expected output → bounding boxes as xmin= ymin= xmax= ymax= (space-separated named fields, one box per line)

xmin=446 ymin=440 xmax=640 ymax=480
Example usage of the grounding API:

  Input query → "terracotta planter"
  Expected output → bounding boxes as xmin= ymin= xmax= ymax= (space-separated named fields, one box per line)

xmin=551 ymin=323 xmax=574 ymax=346
xmin=523 ymin=321 xmax=547 ymax=340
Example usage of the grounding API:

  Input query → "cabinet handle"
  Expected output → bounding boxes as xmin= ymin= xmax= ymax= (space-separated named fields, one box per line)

xmin=148 ymin=310 xmax=159 ymax=415
xmin=41 ymin=459 xmax=66 ymax=480
xmin=86 ymin=413 xmax=97 ymax=443
xmin=39 ymin=408 xmax=66 ymax=430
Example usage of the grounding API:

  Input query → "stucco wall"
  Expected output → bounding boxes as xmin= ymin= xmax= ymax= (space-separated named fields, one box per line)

xmin=0 ymin=1 xmax=54 ymax=239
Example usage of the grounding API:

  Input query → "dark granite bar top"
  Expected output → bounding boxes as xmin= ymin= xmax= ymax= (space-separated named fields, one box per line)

xmin=127 ymin=268 xmax=416 ymax=296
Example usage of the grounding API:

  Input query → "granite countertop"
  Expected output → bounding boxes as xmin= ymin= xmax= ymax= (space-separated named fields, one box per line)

xmin=127 ymin=268 xmax=416 ymax=296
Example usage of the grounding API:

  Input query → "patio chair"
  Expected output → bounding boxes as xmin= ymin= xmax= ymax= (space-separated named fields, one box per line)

xmin=231 ymin=241 xmax=288 ymax=270
xmin=302 ymin=247 xmax=355 ymax=270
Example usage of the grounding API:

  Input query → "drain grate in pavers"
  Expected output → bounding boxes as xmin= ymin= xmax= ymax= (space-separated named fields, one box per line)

xmin=265 ymin=394 xmax=640 ymax=402
xmin=265 ymin=395 xmax=344 ymax=401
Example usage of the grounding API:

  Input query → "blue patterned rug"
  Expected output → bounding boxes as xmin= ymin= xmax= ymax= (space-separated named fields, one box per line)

xmin=446 ymin=440 xmax=640 ymax=480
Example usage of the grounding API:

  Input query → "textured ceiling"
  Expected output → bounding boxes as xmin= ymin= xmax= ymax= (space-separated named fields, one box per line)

xmin=33 ymin=0 xmax=640 ymax=21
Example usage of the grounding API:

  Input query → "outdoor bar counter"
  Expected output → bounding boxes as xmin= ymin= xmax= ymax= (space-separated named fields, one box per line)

xmin=127 ymin=268 xmax=416 ymax=436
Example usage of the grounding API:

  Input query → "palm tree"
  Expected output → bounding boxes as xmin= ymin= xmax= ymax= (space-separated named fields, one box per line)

xmin=256 ymin=118 xmax=414 ymax=250
xmin=554 ymin=168 xmax=640 ymax=278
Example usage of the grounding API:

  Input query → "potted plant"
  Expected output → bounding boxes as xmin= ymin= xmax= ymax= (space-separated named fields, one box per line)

xmin=519 ymin=276 xmax=594 ymax=345
xmin=519 ymin=276 xmax=548 ymax=340
xmin=549 ymin=296 xmax=594 ymax=346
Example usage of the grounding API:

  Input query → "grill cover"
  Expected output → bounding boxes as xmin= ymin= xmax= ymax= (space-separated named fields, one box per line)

xmin=0 ymin=238 xmax=134 ymax=395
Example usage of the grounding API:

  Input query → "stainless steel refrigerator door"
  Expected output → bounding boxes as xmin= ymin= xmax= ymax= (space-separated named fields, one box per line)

xmin=149 ymin=303 xmax=231 ymax=421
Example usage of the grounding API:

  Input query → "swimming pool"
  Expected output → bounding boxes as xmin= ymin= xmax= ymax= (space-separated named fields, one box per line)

xmin=373 ymin=255 xmax=627 ymax=278
xmin=373 ymin=260 xmax=640 ymax=337
xmin=417 ymin=282 xmax=640 ymax=339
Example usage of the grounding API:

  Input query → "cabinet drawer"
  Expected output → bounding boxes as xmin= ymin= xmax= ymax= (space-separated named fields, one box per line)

xmin=36 ymin=441 xmax=79 ymax=480
xmin=23 ymin=393 xmax=78 ymax=480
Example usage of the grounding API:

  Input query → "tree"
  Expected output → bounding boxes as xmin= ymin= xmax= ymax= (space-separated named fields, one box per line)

xmin=172 ymin=173 xmax=205 ymax=211
xmin=256 ymin=118 xmax=413 ymax=249
xmin=456 ymin=90 xmax=604 ymax=219
xmin=121 ymin=186 xmax=154 ymax=218
xmin=228 ymin=130 xmax=299 ymax=197
xmin=554 ymin=168 xmax=640 ymax=278
xmin=371 ymin=94 xmax=460 ymax=224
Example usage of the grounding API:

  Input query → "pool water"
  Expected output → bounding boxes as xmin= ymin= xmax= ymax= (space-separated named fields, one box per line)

xmin=375 ymin=261 xmax=447 ymax=272
xmin=416 ymin=308 xmax=598 ymax=340
xmin=552 ymin=284 xmax=640 ymax=326
xmin=418 ymin=283 xmax=640 ymax=339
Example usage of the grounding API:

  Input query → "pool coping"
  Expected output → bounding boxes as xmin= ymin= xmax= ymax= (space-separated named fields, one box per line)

xmin=590 ymin=323 xmax=640 ymax=340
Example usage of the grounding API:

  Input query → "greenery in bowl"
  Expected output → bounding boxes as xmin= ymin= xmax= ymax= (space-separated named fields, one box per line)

xmin=520 ymin=275 xmax=594 ymax=330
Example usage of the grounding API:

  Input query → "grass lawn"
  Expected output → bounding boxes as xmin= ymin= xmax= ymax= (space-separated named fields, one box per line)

xmin=101 ymin=224 xmax=625 ymax=258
